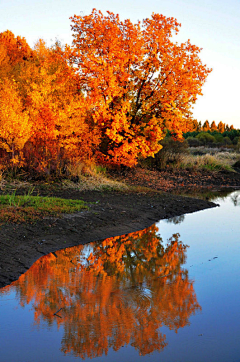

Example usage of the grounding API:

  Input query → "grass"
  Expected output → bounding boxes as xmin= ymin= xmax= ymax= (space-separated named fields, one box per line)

xmin=179 ymin=153 xmax=237 ymax=172
xmin=0 ymin=189 xmax=88 ymax=223
xmin=0 ymin=162 xmax=128 ymax=193
xmin=61 ymin=172 xmax=129 ymax=192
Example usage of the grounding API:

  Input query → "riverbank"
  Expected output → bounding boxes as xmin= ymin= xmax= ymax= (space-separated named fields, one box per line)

xmin=0 ymin=188 xmax=216 ymax=288
xmin=112 ymin=167 xmax=240 ymax=193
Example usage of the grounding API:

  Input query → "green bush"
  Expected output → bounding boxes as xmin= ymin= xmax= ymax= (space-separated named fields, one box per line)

xmin=237 ymin=138 xmax=240 ymax=151
xmin=223 ymin=136 xmax=232 ymax=145
xmin=196 ymin=132 xmax=215 ymax=145
xmin=186 ymin=137 xmax=201 ymax=147
xmin=232 ymin=136 xmax=240 ymax=145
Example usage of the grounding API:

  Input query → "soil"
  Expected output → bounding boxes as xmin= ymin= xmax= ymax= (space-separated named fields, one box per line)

xmin=112 ymin=167 xmax=240 ymax=193
xmin=1 ymin=167 xmax=240 ymax=289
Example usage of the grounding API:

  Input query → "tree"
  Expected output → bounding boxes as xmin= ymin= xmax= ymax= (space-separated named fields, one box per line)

xmin=202 ymin=120 xmax=210 ymax=132
xmin=0 ymin=30 xmax=32 ymax=68
xmin=69 ymin=9 xmax=211 ymax=167
xmin=0 ymin=30 xmax=33 ymax=83
xmin=15 ymin=39 xmax=98 ymax=174
xmin=0 ymin=78 xmax=31 ymax=163
xmin=210 ymin=120 xmax=217 ymax=131
xmin=218 ymin=121 xmax=225 ymax=133
xmin=189 ymin=119 xmax=199 ymax=132
xmin=0 ymin=31 xmax=100 ymax=176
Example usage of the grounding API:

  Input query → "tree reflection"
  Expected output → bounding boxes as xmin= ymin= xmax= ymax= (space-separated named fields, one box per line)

xmin=166 ymin=214 xmax=185 ymax=224
xmin=231 ymin=193 xmax=239 ymax=206
xmin=1 ymin=225 xmax=201 ymax=359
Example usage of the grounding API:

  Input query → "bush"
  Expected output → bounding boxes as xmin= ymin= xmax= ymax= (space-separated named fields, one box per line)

xmin=213 ymin=134 xmax=224 ymax=144
xmin=141 ymin=137 xmax=189 ymax=170
xmin=186 ymin=137 xmax=201 ymax=147
xmin=232 ymin=136 xmax=239 ymax=145
xmin=237 ymin=138 xmax=240 ymax=151
xmin=223 ymin=136 xmax=232 ymax=145
xmin=196 ymin=132 xmax=215 ymax=145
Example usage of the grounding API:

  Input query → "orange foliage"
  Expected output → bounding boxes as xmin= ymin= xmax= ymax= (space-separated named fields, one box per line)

xmin=1 ymin=226 xmax=201 ymax=358
xmin=0 ymin=9 xmax=211 ymax=174
xmin=70 ymin=9 xmax=211 ymax=166
xmin=0 ymin=30 xmax=32 ymax=70
xmin=0 ymin=78 xmax=30 ymax=162
xmin=0 ymin=33 xmax=99 ymax=175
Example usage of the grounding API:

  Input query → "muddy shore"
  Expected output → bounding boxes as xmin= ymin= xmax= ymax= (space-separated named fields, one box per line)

xmin=0 ymin=188 xmax=216 ymax=288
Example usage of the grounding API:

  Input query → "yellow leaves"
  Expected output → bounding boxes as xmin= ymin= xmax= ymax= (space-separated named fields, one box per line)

xmin=0 ymin=78 xmax=31 ymax=153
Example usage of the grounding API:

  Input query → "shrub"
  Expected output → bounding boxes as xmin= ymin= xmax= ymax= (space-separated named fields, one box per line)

xmin=196 ymin=132 xmax=215 ymax=145
xmin=232 ymin=136 xmax=239 ymax=145
xmin=214 ymin=134 xmax=224 ymax=144
xmin=186 ymin=137 xmax=201 ymax=147
xmin=141 ymin=137 xmax=189 ymax=170
xmin=237 ymin=138 xmax=240 ymax=151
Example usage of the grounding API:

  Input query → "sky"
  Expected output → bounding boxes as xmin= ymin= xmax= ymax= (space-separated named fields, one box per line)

xmin=1 ymin=0 xmax=240 ymax=128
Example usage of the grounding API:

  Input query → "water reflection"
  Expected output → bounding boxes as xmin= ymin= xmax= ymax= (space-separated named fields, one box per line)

xmin=231 ymin=193 xmax=239 ymax=206
xmin=172 ymin=187 xmax=240 ymax=203
xmin=1 ymin=225 xmax=201 ymax=359
xmin=166 ymin=214 xmax=185 ymax=225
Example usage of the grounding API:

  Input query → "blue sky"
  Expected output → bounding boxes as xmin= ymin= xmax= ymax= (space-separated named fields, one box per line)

xmin=1 ymin=0 xmax=240 ymax=128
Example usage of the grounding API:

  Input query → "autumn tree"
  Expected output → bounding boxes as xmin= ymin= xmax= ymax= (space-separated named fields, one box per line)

xmin=210 ymin=120 xmax=218 ymax=131
xmin=0 ymin=30 xmax=33 ymax=81
xmin=0 ymin=32 xmax=99 ymax=176
xmin=0 ymin=78 xmax=30 ymax=164
xmin=69 ymin=9 xmax=211 ymax=166
xmin=218 ymin=121 xmax=225 ymax=133
xmin=202 ymin=120 xmax=210 ymax=132
xmin=188 ymin=118 xmax=199 ymax=132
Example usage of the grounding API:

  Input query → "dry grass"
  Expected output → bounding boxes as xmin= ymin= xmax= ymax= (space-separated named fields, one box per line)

xmin=63 ymin=162 xmax=129 ymax=191
xmin=0 ymin=177 xmax=32 ymax=192
xmin=190 ymin=146 xmax=240 ymax=157
xmin=180 ymin=152 xmax=239 ymax=171
xmin=0 ymin=161 xmax=129 ymax=192
xmin=62 ymin=174 xmax=129 ymax=191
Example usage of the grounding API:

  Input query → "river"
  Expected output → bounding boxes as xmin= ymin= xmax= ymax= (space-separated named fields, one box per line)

xmin=0 ymin=190 xmax=239 ymax=362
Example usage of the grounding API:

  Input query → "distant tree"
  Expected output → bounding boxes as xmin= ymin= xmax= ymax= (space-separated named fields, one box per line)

xmin=197 ymin=121 xmax=202 ymax=132
xmin=202 ymin=120 xmax=210 ymax=132
xmin=189 ymin=119 xmax=199 ymax=132
xmin=210 ymin=121 xmax=218 ymax=132
xmin=218 ymin=121 xmax=225 ymax=133
xmin=225 ymin=124 xmax=230 ymax=132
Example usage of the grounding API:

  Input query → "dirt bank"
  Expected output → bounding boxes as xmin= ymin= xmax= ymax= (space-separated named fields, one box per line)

xmin=113 ymin=167 xmax=240 ymax=193
xmin=0 ymin=189 xmax=216 ymax=288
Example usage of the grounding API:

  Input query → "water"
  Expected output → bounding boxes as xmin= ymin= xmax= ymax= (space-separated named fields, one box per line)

xmin=0 ymin=191 xmax=240 ymax=362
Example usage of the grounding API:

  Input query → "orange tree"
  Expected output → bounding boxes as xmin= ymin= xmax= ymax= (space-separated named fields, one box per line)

xmin=69 ymin=9 xmax=212 ymax=167
xmin=21 ymin=40 xmax=98 ymax=175
xmin=0 ymin=31 xmax=99 ymax=175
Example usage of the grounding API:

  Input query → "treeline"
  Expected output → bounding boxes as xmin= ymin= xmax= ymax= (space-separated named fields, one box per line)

xmin=183 ymin=120 xmax=240 ymax=147
xmin=186 ymin=119 xmax=236 ymax=133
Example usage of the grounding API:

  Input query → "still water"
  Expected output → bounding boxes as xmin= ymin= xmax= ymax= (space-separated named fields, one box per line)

xmin=0 ymin=191 xmax=240 ymax=362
